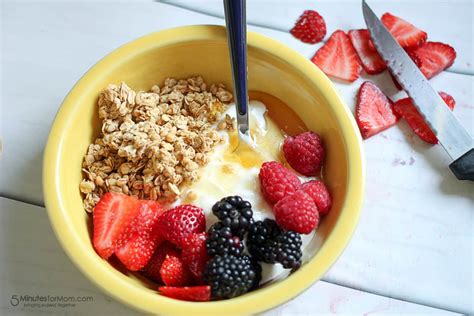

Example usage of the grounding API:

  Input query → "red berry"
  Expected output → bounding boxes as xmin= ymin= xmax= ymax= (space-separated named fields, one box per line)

xmin=181 ymin=233 xmax=209 ymax=282
xmin=142 ymin=241 xmax=180 ymax=283
xmin=274 ymin=190 xmax=319 ymax=234
xmin=301 ymin=180 xmax=332 ymax=216
xmin=259 ymin=161 xmax=301 ymax=205
xmin=311 ymin=30 xmax=362 ymax=82
xmin=381 ymin=12 xmax=427 ymax=48
xmin=290 ymin=10 xmax=326 ymax=44
xmin=114 ymin=200 xmax=165 ymax=271
xmin=159 ymin=254 xmax=193 ymax=287
xmin=409 ymin=42 xmax=456 ymax=79
xmin=156 ymin=204 xmax=205 ymax=248
xmin=348 ymin=29 xmax=387 ymax=75
xmin=393 ymin=92 xmax=455 ymax=144
xmin=355 ymin=81 xmax=398 ymax=139
xmin=92 ymin=192 xmax=139 ymax=259
xmin=159 ymin=286 xmax=211 ymax=302
xmin=283 ymin=131 xmax=325 ymax=176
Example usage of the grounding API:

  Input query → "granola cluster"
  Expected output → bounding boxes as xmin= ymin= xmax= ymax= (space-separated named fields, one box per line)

xmin=80 ymin=76 xmax=233 ymax=212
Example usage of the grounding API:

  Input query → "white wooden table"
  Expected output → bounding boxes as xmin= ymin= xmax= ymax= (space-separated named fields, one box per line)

xmin=1 ymin=1 xmax=473 ymax=315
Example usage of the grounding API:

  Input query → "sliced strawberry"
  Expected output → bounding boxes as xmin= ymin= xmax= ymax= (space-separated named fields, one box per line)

xmin=409 ymin=42 xmax=456 ymax=79
xmin=348 ymin=29 xmax=387 ymax=74
xmin=311 ymin=30 xmax=362 ymax=82
xmin=156 ymin=204 xmax=205 ymax=248
xmin=381 ymin=13 xmax=427 ymax=48
xmin=159 ymin=286 xmax=211 ymax=302
xmin=181 ymin=233 xmax=209 ymax=282
xmin=160 ymin=254 xmax=193 ymax=286
xmin=393 ymin=92 xmax=455 ymax=144
xmin=115 ymin=201 xmax=165 ymax=271
xmin=142 ymin=241 xmax=180 ymax=283
xmin=356 ymin=81 xmax=398 ymax=139
xmin=92 ymin=193 xmax=139 ymax=259
xmin=290 ymin=10 xmax=327 ymax=44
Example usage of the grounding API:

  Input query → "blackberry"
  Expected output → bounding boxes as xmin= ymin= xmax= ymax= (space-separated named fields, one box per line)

xmin=212 ymin=196 xmax=254 ymax=237
xmin=206 ymin=222 xmax=244 ymax=256
xmin=203 ymin=254 xmax=262 ymax=299
xmin=247 ymin=219 xmax=303 ymax=269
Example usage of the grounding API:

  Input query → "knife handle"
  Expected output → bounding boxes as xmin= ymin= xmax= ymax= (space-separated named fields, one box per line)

xmin=449 ymin=148 xmax=474 ymax=181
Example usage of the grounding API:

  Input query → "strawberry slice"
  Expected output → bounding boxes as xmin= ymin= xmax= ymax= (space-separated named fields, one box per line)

xmin=156 ymin=204 xmax=205 ymax=248
xmin=311 ymin=30 xmax=362 ymax=82
xmin=181 ymin=233 xmax=209 ymax=282
xmin=409 ymin=42 xmax=456 ymax=79
xmin=381 ymin=13 xmax=427 ymax=48
xmin=290 ymin=10 xmax=327 ymax=44
xmin=142 ymin=241 xmax=180 ymax=283
xmin=356 ymin=81 xmax=398 ymax=139
xmin=93 ymin=192 xmax=139 ymax=259
xmin=160 ymin=254 xmax=193 ymax=286
xmin=393 ymin=92 xmax=455 ymax=144
xmin=348 ymin=29 xmax=387 ymax=74
xmin=159 ymin=286 xmax=211 ymax=302
xmin=115 ymin=201 xmax=165 ymax=271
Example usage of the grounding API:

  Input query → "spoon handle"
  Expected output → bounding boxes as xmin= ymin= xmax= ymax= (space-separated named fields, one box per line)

xmin=223 ymin=0 xmax=249 ymax=134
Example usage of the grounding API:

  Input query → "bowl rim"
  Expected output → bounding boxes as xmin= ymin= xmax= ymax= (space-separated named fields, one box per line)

xmin=43 ymin=25 xmax=365 ymax=315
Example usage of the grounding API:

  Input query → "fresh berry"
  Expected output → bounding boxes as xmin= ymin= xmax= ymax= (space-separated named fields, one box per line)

xmin=159 ymin=254 xmax=193 ymax=286
xmin=390 ymin=52 xmax=423 ymax=90
xmin=158 ymin=286 xmax=211 ymax=302
xmin=381 ymin=12 xmax=427 ymax=48
xmin=283 ymin=131 xmax=325 ymax=176
xmin=409 ymin=42 xmax=456 ymax=79
xmin=206 ymin=222 xmax=244 ymax=257
xmin=115 ymin=200 xmax=165 ymax=270
xmin=348 ymin=29 xmax=387 ymax=74
xmin=142 ymin=241 xmax=180 ymax=283
xmin=92 ymin=192 xmax=139 ymax=259
xmin=203 ymin=254 xmax=262 ymax=299
xmin=311 ymin=30 xmax=362 ymax=82
xmin=301 ymin=180 xmax=332 ymax=216
xmin=181 ymin=233 xmax=209 ymax=281
xmin=290 ymin=10 xmax=327 ymax=44
xmin=247 ymin=219 xmax=302 ymax=269
xmin=211 ymin=196 xmax=254 ymax=237
xmin=259 ymin=161 xmax=301 ymax=204
xmin=393 ymin=92 xmax=455 ymax=144
xmin=356 ymin=81 xmax=398 ymax=139
xmin=273 ymin=190 xmax=319 ymax=234
xmin=156 ymin=204 xmax=205 ymax=248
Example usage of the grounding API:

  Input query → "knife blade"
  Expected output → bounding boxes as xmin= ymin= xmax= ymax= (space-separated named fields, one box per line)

xmin=362 ymin=0 xmax=474 ymax=181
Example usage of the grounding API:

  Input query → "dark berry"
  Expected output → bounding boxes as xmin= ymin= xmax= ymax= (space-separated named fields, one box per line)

xmin=247 ymin=219 xmax=303 ymax=269
xmin=203 ymin=254 xmax=262 ymax=299
xmin=206 ymin=222 xmax=243 ymax=256
xmin=211 ymin=196 xmax=254 ymax=237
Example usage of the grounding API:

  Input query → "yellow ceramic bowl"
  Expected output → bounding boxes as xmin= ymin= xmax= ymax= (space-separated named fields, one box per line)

xmin=43 ymin=25 xmax=364 ymax=315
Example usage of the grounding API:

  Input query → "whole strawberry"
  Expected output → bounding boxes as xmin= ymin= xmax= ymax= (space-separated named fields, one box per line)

xmin=283 ymin=131 xmax=325 ymax=176
xmin=290 ymin=10 xmax=327 ymax=44
xmin=301 ymin=180 xmax=332 ymax=216
xmin=274 ymin=190 xmax=319 ymax=234
xmin=156 ymin=204 xmax=205 ymax=248
xmin=181 ymin=233 xmax=209 ymax=282
xmin=259 ymin=161 xmax=301 ymax=205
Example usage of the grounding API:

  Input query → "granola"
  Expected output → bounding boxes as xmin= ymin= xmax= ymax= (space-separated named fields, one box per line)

xmin=80 ymin=76 xmax=233 ymax=212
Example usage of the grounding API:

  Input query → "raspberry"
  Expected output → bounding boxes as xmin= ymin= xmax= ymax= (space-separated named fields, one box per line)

xmin=273 ymin=190 xmax=319 ymax=234
xmin=259 ymin=161 xmax=301 ymax=204
xmin=301 ymin=180 xmax=332 ymax=216
xmin=290 ymin=10 xmax=327 ymax=44
xmin=283 ymin=131 xmax=325 ymax=176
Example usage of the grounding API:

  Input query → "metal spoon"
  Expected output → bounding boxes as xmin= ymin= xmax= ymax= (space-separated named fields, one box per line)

xmin=223 ymin=0 xmax=253 ymax=147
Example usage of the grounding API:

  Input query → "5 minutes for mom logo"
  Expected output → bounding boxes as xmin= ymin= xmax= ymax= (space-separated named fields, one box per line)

xmin=10 ymin=294 xmax=94 ymax=309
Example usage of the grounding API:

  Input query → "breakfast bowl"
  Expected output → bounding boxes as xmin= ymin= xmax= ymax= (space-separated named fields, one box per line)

xmin=43 ymin=25 xmax=365 ymax=315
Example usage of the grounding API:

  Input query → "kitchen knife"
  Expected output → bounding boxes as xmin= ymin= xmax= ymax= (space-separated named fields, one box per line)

xmin=362 ymin=0 xmax=474 ymax=181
